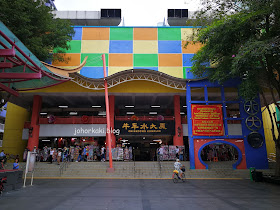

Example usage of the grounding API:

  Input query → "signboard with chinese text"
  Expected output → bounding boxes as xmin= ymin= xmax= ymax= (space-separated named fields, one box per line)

xmin=191 ymin=104 xmax=224 ymax=136
xmin=115 ymin=121 xmax=175 ymax=135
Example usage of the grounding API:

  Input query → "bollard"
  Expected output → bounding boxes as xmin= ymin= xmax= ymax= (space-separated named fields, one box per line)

xmin=249 ymin=167 xmax=256 ymax=181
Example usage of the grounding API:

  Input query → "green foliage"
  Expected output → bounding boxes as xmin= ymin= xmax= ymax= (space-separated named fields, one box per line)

xmin=190 ymin=0 xmax=280 ymax=101
xmin=0 ymin=0 xmax=74 ymax=62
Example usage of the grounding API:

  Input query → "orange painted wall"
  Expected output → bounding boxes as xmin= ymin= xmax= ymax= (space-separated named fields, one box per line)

xmin=82 ymin=27 xmax=110 ymax=40
xmin=109 ymin=54 xmax=133 ymax=66
xmin=134 ymin=28 xmax=158 ymax=40
xmin=158 ymin=54 xmax=182 ymax=66
xmin=182 ymin=41 xmax=204 ymax=54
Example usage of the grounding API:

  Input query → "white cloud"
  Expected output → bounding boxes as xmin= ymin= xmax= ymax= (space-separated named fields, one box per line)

xmin=54 ymin=0 xmax=200 ymax=26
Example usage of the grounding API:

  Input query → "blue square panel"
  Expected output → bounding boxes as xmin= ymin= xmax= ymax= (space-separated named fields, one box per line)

xmin=158 ymin=41 xmax=182 ymax=53
xmin=80 ymin=67 xmax=108 ymax=79
xmin=133 ymin=67 xmax=158 ymax=71
xmin=183 ymin=54 xmax=195 ymax=67
xmin=72 ymin=27 xmax=83 ymax=40
xmin=109 ymin=41 xmax=133 ymax=53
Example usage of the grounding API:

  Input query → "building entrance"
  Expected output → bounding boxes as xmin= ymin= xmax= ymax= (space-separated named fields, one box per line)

xmin=200 ymin=143 xmax=238 ymax=169
xmin=117 ymin=136 xmax=172 ymax=161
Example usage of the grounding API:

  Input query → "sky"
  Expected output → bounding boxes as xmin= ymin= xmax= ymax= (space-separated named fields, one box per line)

xmin=54 ymin=0 xmax=201 ymax=26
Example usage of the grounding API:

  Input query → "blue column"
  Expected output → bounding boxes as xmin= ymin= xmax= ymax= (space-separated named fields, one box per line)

xmin=186 ymin=83 xmax=195 ymax=169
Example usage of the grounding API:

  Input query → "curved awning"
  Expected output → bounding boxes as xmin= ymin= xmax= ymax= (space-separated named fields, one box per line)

xmin=69 ymin=69 xmax=206 ymax=90
xmin=0 ymin=21 xmax=70 ymax=96
xmin=41 ymin=56 xmax=88 ymax=77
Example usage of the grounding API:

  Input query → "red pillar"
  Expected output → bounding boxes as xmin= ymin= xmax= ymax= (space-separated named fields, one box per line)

xmin=173 ymin=95 xmax=183 ymax=146
xmin=109 ymin=95 xmax=116 ymax=148
xmin=27 ymin=95 xmax=42 ymax=150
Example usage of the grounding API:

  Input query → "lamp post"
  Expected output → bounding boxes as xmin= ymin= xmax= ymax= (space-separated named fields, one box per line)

xmin=102 ymin=54 xmax=114 ymax=172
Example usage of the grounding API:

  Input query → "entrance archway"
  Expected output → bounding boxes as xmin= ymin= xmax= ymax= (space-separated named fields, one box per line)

xmin=198 ymin=140 xmax=243 ymax=169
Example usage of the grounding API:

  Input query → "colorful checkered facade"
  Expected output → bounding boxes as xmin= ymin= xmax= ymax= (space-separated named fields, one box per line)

xmin=53 ymin=27 xmax=203 ymax=79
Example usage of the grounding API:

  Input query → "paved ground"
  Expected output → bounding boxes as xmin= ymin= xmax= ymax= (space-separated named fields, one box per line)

xmin=1 ymin=179 xmax=280 ymax=210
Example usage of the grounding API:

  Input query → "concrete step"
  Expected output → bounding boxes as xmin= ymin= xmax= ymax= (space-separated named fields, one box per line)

xmin=3 ymin=161 xmax=273 ymax=179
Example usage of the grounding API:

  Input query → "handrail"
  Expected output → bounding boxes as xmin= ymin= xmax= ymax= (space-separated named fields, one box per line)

xmin=157 ymin=153 xmax=162 ymax=178
xmin=59 ymin=159 xmax=69 ymax=176
xmin=133 ymin=153 xmax=136 ymax=178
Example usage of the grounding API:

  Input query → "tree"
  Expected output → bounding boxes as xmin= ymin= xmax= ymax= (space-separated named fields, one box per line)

xmin=189 ymin=0 xmax=280 ymax=174
xmin=0 ymin=0 xmax=74 ymax=62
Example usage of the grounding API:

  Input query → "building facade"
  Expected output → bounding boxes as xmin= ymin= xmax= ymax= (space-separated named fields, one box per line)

xmin=1 ymin=25 xmax=269 ymax=169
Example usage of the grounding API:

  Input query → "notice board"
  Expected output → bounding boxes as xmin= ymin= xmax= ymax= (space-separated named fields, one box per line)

xmin=191 ymin=104 xmax=224 ymax=136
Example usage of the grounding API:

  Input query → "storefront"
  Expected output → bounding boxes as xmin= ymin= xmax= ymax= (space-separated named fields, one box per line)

xmin=2 ymin=25 xmax=269 ymax=169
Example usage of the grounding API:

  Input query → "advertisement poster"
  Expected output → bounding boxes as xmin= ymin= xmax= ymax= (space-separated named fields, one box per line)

xmin=27 ymin=152 xmax=36 ymax=172
xmin=169 ymin=146 xmax=177 ymax=160
xmin=162 ymin=145 xmax=169 ymax=160
xmin=191 ymin=104 xmax=224 ymax=136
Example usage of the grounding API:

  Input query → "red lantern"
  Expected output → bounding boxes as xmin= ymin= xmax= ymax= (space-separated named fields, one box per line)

xmin=81 ymin=115 xmax=89 ymax=123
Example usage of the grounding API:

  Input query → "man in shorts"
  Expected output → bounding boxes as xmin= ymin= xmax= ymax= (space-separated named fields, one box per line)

xmin=174 ymin=159 xmax=183 ymax=179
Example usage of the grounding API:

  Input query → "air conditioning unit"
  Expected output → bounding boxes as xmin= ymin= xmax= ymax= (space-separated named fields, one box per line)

xmin=168 ymin=9 xmax=188 ymax=18
xmin=101 ymin=9 xmax=121 ymax=18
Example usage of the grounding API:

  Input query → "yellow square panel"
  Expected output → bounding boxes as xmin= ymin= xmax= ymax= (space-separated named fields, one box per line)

xmin=133 ymin=41 xmax=158 ymax=54
xmin=158 ymin=67 xmax=183 ymax=78
xmin=181 ymin=28 xmax=199 ymax=41
xmin=81 ymin=40 xmax=109 ymax=53
xmin=108 ymin=67 xmax=133 ymax=76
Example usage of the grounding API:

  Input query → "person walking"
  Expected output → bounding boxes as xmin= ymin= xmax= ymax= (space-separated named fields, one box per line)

xmin=57 ymin=149 xmax=62 ymax=165
xmin=158 ymin=146 xmax=164 ymax=161
xmin=175 ymin=146 xmax=179 ymax=159
xmin=101 ymin=146 xmax=106 ymax=162
xmin=0 ymin=150 xmax=6 ymax=164
xmin=0 ymin=150 xmax=5 ymax=159
xmin=179 ymin=147 xmax=184 ymax=161
xmin=23 ymin=148 xmax=29 ymax=162
xmin=49 ymin=148 xmax=54 ymax=164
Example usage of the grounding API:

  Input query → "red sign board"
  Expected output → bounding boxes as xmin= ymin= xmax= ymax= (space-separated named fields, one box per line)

xmin=191 ymin=104 xmax=224 ymax=136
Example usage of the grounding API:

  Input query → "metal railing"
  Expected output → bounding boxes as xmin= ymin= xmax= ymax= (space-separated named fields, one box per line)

xmin=133 ymin=153 xmax=136 ymax=178
xmin=59 ymin=160 xmax=70 ymax=176
xmin=157 ymin=154 xmax=162 ymax=178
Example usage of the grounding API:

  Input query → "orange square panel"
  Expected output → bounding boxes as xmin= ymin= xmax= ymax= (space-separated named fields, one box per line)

xmin=159 ymin=54 xmax=182 ymax=67
xmin=82 ymin=28 xmax=109 ymax=40
xmin=109 ymin=54 xmax=133 ymax=67
xmin=52 ymin=54 xmax=80 ymax=66
xmin=182 ymin=41 xmax=203 ymax=54
xmin=134 ymin=28 xmax=158 ymax=40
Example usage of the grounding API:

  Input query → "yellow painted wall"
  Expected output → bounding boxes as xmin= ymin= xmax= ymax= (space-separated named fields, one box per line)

xmin=28 ymin=80 xmax=185 ymax=94
xmin=262 ymin=105 xmax=277 ymax=161
xmin=2 ymin=102 xmax=30 ymax=162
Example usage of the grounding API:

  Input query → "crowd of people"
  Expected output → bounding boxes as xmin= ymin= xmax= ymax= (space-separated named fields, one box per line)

xmin=201 ymin=144 xmax=238 ymax=162
xmin=23 ymin=145 xmax=107 ymax=164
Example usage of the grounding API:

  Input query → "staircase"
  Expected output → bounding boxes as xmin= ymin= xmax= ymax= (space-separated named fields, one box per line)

xmin=4 ymin=161 xmax=274 ymax=179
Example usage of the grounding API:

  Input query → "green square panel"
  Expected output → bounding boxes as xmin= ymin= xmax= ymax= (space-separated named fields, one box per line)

xmin=158 ymin=28 xmax=181 ymax=40
xmin=110 ymin=28 xmax=133 ymax=40
xmin=53 ymin=40 xmax=81 ymax=53
xmin=183 ymin=67 xmax=191 ymax=79
xmin=81 ymin=53 xmax=108 ymax=67
xmin=134 ymin=54 xmax=158 ymax=67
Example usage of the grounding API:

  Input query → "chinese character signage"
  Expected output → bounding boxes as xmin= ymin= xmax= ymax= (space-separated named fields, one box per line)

xmin=115 ymin=121 xmax=175 ymax=135
xmin=191 ymin=104 xmax=224 ymax=136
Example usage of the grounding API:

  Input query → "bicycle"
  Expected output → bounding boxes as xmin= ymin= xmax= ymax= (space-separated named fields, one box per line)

xmin=0 ymin=176 xmax=7 ymax=195
xmin=172 ymin=166 xmax=185 ymax=183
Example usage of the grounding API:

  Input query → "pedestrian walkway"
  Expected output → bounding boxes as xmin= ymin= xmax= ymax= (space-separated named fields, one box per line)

xmin=0 ymin=179 xmax=280 ymax=210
